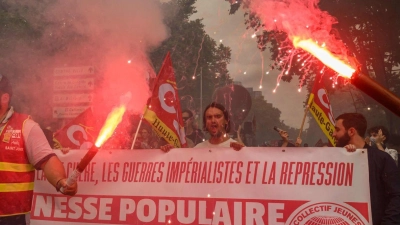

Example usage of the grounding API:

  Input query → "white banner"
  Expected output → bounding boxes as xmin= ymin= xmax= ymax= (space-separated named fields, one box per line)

xmin=31 ymin=147 xmax=371 ymax=225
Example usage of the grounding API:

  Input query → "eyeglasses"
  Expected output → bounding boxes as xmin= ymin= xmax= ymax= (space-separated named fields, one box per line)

xmin=182 ymin=117 xmax=192 ymax=121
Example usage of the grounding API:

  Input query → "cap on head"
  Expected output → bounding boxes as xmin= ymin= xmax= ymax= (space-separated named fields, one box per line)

xmin=0 ymin=74 xmax=12 ymax=97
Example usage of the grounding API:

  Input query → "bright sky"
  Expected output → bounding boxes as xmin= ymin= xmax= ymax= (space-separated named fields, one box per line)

xmin=192 ymin=1 xmax=309 ymax=129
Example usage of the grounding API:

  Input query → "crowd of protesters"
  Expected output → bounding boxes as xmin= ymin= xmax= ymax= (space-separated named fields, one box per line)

xmin=9 ymin=86 xmax=397 ymax=224
xmin=4 ymin=75 xmax=400 ymax=224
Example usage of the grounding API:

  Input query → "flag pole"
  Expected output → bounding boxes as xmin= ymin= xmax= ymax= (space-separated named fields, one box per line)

xmin=130 ymin=59 xmax=161 ymax=150
xmin=130 ymin=114 xmax=144 ymax=150
xmin=298 ymin=105 xmax=309 ymax=138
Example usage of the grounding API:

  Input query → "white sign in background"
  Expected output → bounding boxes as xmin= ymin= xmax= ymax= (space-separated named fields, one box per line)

xmin=31 ymin=147 xmax=371 ymax=225
xmin=54 ymin=66 xmax=94 ymax=76
xmin=52 ymin=106 xmax=89 ymax=119
xmin=53 ymin=93 xmax=94 ymax=104
xmin=52 ymin=66 xmax=95 ymax=118
xmin=53 ymin=78 xmax=95 ymax=91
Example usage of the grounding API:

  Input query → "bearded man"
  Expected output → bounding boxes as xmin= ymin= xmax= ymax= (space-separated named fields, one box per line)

xmin=333 ymin=113 xmax=400 ymax=224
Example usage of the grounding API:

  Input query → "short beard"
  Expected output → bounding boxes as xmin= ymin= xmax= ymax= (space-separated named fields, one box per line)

xmin=209 ymin=129 xmax=225 ymax=138
xmin=336 ymin=132 xmax=351 ymax=147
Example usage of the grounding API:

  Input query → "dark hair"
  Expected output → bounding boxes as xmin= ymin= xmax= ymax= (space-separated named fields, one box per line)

xmin=367 ymin=125 xmax=390 ymax=144
xmin=203 ymin=102 xmax=231 ymax=133
xmin=335 ymin=113 xmax=367 ymax=137
xmin=181 ymin=109 xmax=193 ymax=118
xmin=0 ymin=74 xmax=12 ymax=97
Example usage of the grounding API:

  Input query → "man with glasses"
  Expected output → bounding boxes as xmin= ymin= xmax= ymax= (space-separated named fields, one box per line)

xmin=182 ymin=109 xmax=204 ymax=146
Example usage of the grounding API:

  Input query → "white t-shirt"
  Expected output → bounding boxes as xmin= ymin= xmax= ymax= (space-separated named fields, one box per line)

xmin=385 ymin=148 xmax=398 ymax=166
xmin=194 ymin=138 xmax=237 ymax=148
xmin=0 ymin=107 xmax=55 ymax=169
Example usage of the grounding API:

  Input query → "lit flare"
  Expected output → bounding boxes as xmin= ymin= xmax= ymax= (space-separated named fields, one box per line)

xmin=95 ymin=105 xmax=126 ymax=147
xmin=293 ymin=37 xmax=355 ymax=78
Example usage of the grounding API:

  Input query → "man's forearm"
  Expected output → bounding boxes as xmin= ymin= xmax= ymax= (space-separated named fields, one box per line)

xmin=375 ymin=143 xmax=385 ymax=151
xmin=41 ymin=155 xmax=66 ymax=187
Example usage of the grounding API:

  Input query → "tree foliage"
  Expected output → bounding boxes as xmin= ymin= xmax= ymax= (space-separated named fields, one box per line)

xmin=249 ymin=95 xmax=299 ymax=145
xmin=319 ymin=0 xmax=400 ymax=134
xmin=150 ymin=0 xmax=233 ymax=115
xmin=228 ymin=0 xmax=400 ymax=137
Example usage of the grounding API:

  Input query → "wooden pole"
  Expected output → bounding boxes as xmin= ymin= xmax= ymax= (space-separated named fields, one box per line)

xmin=130 ymin=114 xmax=144 ymax=150
xmin=298 ymin=105 xmax=309 ymax=138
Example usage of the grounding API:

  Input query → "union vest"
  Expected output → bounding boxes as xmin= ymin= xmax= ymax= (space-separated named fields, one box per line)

xmin=0 ymin=112 xmax=34 ymax=216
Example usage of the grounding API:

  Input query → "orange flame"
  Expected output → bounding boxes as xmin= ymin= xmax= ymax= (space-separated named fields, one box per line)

xmin=94 ymin=105 xmax=126 ymax=147
xmin=293 ymin=37 xmax=356 ymax=78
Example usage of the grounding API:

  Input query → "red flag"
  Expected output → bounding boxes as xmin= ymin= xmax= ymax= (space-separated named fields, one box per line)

xmin=143 ymin=52 xmax=187 ymax=148
xmin=307 ymin=76 xmax=336 ymax=146
xmin=53 ymin=107 xmax=96 ymax=149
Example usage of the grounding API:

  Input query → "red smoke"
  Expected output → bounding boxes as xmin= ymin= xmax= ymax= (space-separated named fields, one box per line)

xmin=248 ymin=0 xmax=350 ymax=63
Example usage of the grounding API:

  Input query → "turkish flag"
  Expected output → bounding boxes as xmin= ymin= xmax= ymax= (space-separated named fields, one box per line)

xmin=143 ymin=52 xmax=187 ymax=148
xmin=53 ymin=107 xmax=96 ymax=149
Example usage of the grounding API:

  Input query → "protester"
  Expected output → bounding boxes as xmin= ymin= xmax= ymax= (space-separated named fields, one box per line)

xmin=366 ymin=125 xmax=398 ymax=165
xmin=182 ymin=109 xmax=204 ymax=146
xmin=0 ymin=75 xmax=77 ymax=224
xmin=194 ymin=102 xmax=244 ymax=150
xmin=161 ymin=102 xmax=244 ymax=151
xmin=134 ymin=127 xmax=159 ymax=149
xmin=333 ymin=112 xmax=400 ymax=224
xmin=277 ymin=129 xmax=302 ymax=147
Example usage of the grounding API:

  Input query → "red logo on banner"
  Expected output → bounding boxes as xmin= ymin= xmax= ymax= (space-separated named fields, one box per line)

xmin=143 ymin=52 xmax=187 ymax=148
xmin=53 ymin=107 xmax=96 ymax=149
xmin=286 ymin=202 xmax=369 ymax=225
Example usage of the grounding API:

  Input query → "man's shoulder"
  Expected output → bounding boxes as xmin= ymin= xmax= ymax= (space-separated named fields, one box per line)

xmin=367 ymin=146 xmax=397 ymax=164
xmin=218 ymin=138 xmax=236 ymax=147
xmin=194 ymin=140 xmax=208 ymax=148
xmin=367 ymin=146 xmax=388 ymax=155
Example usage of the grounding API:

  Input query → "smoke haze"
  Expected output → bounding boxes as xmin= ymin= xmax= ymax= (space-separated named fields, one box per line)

xmin=0 ymin=0 xmax=168 ymax=125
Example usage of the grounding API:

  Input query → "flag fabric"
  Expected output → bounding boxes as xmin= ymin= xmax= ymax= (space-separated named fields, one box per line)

xmin=143 ymin=52 xmax=187 ymax=148
xmin=53 ymin=107 xmax=96 ymax=149
xmin=307 ymin=77 xmax=336 ymax=146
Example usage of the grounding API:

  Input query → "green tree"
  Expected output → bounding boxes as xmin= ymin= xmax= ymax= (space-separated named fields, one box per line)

xmin=247 ymin=94 xmax=299 ymax=145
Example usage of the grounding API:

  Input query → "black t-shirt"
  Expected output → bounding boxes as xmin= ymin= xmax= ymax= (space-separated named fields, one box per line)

xmin=186 ymin=129 xmax=204 ymax=146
